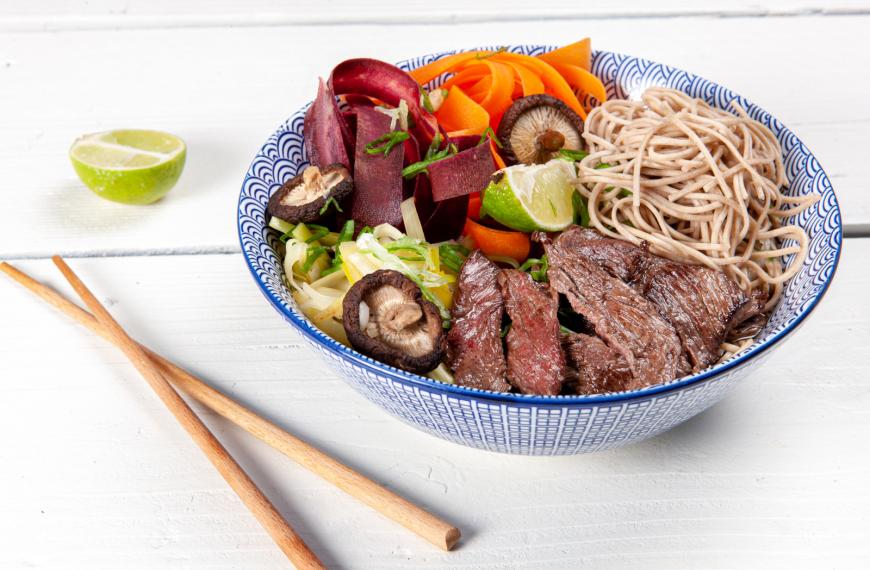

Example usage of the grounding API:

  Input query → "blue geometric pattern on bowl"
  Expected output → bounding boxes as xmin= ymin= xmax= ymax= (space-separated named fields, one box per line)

xmin=238 ymin=46 xmax=842 ymax=455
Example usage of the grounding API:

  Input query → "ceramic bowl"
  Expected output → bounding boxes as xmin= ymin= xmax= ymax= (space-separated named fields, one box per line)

xmin=238 ymin=46 xmax=842 ymax=455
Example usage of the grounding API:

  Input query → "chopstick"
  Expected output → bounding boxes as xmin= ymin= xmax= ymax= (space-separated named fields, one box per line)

xmin=45 ymin=257 xmax=325 ymax=569
xmin=0 ymin=261 xmax=461 ymax=552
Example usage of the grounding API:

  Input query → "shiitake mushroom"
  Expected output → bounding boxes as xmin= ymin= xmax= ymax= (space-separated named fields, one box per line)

xmin=267 ymin=164 xmax=352 ymax=223
xmin=342 ymin=270 xmax=444 ymax=374
xmin=497 ymin=94 xmax=584 ymax=165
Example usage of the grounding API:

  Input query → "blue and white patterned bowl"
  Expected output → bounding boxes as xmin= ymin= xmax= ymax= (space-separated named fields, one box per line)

xmin=238 ymin=46 xmax=842 ymax=455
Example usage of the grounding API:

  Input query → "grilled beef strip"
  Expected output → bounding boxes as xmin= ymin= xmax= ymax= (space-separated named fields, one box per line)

xmin=445 ymin=250 xmax=511 ymax=392
xmin=552 ymin=227 xmax=649 ymax=282
xmin=538 ymin=230 xmax=685 ymax=389
xmin=562 ymin=333 xmax=633 ymax=395
xmin=634 ymin=257 xmax=764 ymax=371
xmin=552 ymin=226 xmax=767 ymax=373
xmin=498 ymin=269 xmax=565 ymax=395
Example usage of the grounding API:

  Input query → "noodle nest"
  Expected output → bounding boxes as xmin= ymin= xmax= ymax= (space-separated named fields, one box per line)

xmin=576 ymin=87 xmax=817 ymax=313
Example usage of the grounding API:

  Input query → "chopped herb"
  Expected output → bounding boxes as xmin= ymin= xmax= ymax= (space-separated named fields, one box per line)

xmin=478 ymin=126 xmax=504 ymax=149
xmin=402 ymin=146 xmax=454 ymax=178
xmin=359 ymin=225 xmax=374 ymax=235
xmin=476 ymin=46 xmax=508 ymax=60
xmin=618 ymin=189 xmax=632 ymax=198
xmin=385 ymin=237 xmax=429 ymax=259
xmin=319 ymin=264 xmax=343 ymax=277
xmin=425 ymin=133 xmax=443 ymax=159
xmin=301 ymin=246 xmax=329 ymax=272
xmin=573 ymin=192 xmax=590 ymax=227
xmin=559 ymin=148 xmax=589 ymax=162
xmin=365 ymin=131 xmax=410 ymax=156
xmin=559 ymin=325 xmax=577 ymax=335
xmin=279 ymin=229 xmax=294 ymax=244
xmin=421 ymin=90 xmax=434 ymax=113
xmin=519 ymin=255 xmax=548 ymax=282
xmin=548 ymin=198 xmax=557 ymax=216
xmin=304 ymin=224 xmax=330 ymax=243
xmin=439 ymin=243 xmax=470 ymax=273
xmin=596 ymin=162 xmax=613 ymax=169
xmin=337 ymin=219 xmax=355 ymax=243
xmin=500 ymin=322 xmax=512 ymax=338
xmin=318 ymin=196 xmax=344 ymax=216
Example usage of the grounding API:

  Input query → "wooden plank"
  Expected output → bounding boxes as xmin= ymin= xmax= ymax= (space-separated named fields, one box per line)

xmin=3 ymin=0 xmax=870 ymax=30
xmin=1 ymin=16 xmax=868 ymax=259
xmin=0 ymin=245 xmax=867 ymax=567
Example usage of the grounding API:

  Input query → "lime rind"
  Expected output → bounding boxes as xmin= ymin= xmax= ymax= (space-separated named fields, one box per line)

xmin=482 ymin=160 xmax=576 ymax=232
xmin=69 ymin=129 xmax=186 ymax=205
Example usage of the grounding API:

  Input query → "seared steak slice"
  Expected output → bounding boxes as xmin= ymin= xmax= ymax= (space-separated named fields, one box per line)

xmin=446 ymin=251 xmax=510 ymax=392
xmin=553 ymin=226 xmax=649 ymax=282
xmin=563 ymin=333 xmax=633 ymax=394
xmin=498 ymin=269 xmax=565 ymax=395
xmin=635 ymin=257 xmax=763 ymax=371
xmin=540 ymin=231 xmax=684 ymax=389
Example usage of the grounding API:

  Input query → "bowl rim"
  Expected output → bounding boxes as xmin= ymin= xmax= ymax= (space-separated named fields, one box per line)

xmin=238 ymin=46 xmax=843 ymax=406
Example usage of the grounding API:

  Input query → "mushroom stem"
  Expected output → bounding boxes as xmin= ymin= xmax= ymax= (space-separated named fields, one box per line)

xmin=382 ymin=303 xmax=423 ymax=333
xmin=538 ymin=130 xmax=566 ymax=152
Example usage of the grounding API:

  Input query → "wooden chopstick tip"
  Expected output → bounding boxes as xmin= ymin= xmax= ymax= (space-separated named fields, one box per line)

xmin=445 ymin=527 xmax=461 ymax=551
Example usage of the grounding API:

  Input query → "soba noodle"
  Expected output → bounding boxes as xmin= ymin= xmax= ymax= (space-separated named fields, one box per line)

xmin=576 ymin=87 xmax=817 ymax=325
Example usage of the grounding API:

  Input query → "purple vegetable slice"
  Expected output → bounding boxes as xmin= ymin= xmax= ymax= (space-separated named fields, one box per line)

xmin=422 ymin=195 xmax=469 ymax=242
xmin=304 ymin=78 xmax=351 ymax=169
xmin=329 ymin=58 xmax=440 ymax=144
xmin=427 ymin=143 xmax=496 ymax=202
xmin=350 ymin=107 xmax=405 ymax=228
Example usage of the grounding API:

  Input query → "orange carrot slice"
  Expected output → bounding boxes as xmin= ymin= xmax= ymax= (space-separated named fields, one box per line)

xmin=441 ymin=65 xmax=489 ymax=91
xmin=510 ymin=61 xmax=545 ymax=97
xmin=463 ymin=218 xmax=531 ymax=261
xmin=476 ymin=61 xmax=514 ymax=126
xmin=409 ymin=51 xmax=492 ymax=85
xmin=435 ymin=85 xmax=490 ymax=134
xmin=549 ymin=63 xmax=608 ymax=107
xmin=490 ymin=53 xmax=586 ymax=118
xmin=538 ymin=38 xmax=592 ymax=71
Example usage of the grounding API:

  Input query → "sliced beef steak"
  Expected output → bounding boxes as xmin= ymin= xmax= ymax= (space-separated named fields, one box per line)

xmin=552 ymin=227 xmax=649 ymax=282
xmin=635 ymin=258 xmax=764 ymax=372
xmin=446 ymin=250 xmax=511 ymax=392
xmin=498 ymin=269 xmax=565 ymax=395
xmin=539 ymin=231 xmax=684 ymax=389
xmin=562 ymin=333 xmax=633 ymax=394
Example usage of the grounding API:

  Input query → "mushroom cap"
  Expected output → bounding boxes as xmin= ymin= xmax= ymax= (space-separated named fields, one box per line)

xmin=342 ymin=270 xmax=445 ymax=374
xmin=267 ymin=163 xmax=353 ymax=223
xmin=497 ymin=94 xmax=584 ymax=165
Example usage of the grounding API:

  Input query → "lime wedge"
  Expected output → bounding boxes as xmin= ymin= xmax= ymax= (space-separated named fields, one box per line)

xmin=69 ymin=129 xmax=186 ymax=204
xmin=481 ymin=159 xmax=576 ymax=232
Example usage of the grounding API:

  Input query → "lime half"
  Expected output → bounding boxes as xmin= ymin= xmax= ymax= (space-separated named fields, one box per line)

xmin=70 ymin=129 xmax=186 ymax=204
xmin=481 ymin=159 xmax=576 ymax=232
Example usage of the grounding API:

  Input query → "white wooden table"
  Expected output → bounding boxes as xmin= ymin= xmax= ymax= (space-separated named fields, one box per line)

xmin=2 ymin=3 xmax=869 ymax=568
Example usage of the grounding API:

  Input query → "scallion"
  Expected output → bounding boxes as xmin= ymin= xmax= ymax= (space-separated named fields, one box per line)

xmin=301 ymin=246 xmax=329 ymax=272
xmin=337 ymin=219 xmax=355 ymax=243
xmin=304 ymin=224 xmax=330 ymax=243
xmin=365 ymin=131 xmax=410 ymax=156
xmin=478 ymin=126 xmax=503 ymax=149
xmin=318 ymin=196 xmax=344 ymax=216
xmin=559 ymin=149 xmax=589 ymax=162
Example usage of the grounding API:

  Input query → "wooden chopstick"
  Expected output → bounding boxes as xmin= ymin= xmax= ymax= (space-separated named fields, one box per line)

xmin=45 ymin=257 xmax=325 ymax=569
xmin=0 ymin=261 xmax=461 ymax=552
